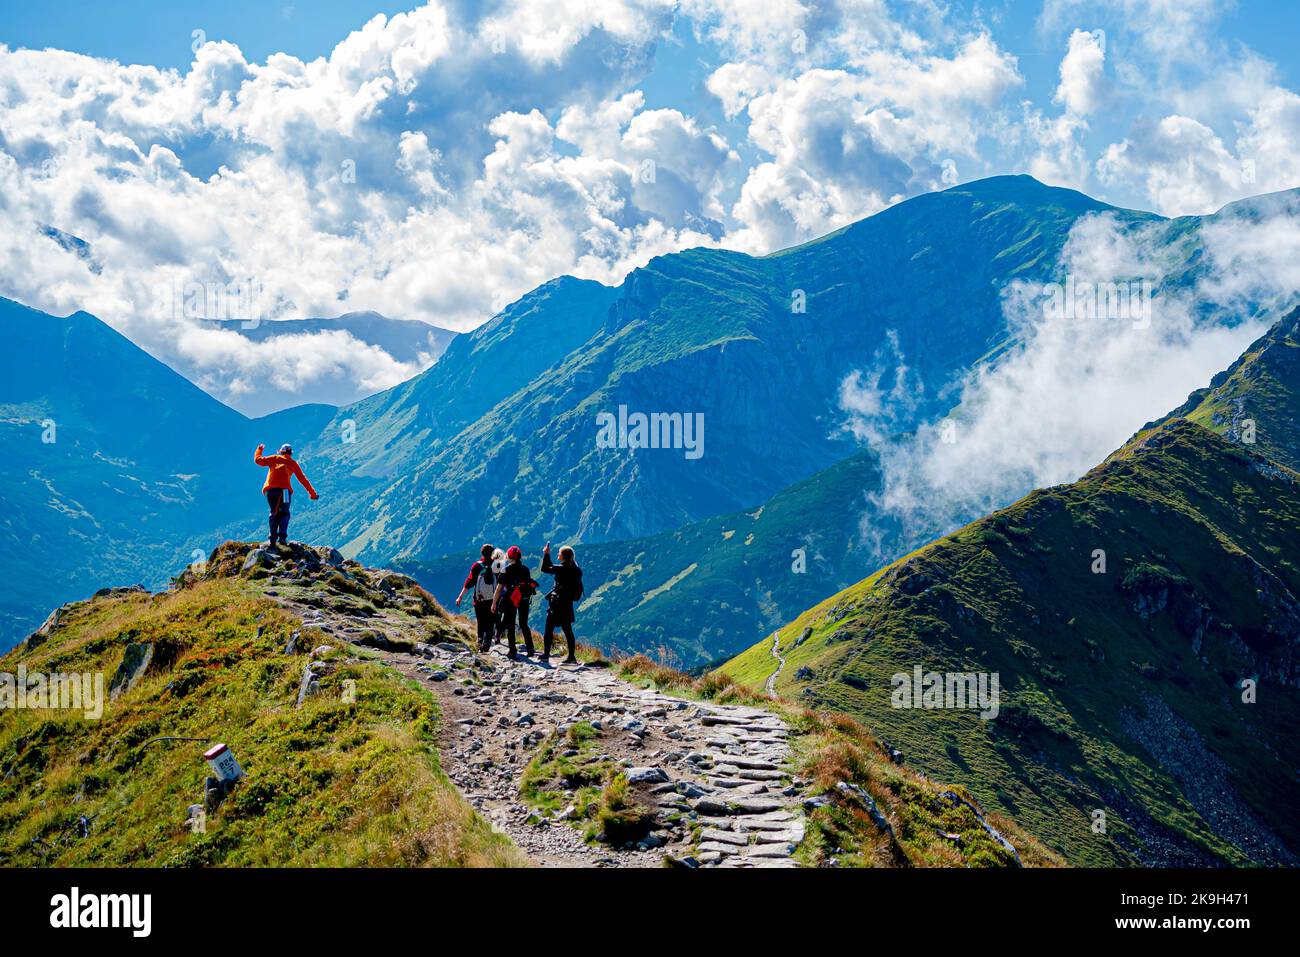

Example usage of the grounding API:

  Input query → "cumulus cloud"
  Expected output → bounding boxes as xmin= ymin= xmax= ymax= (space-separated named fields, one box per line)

xmin=726 ymin=34 xmax=1022 ymax=250
xmin=1096 ymin=114 xmax=1246 ymax=215
xmin=0 ymin=1 xmax=739 ymax=410
xmin=176 ymin=326 xmax=425 ymax=400
xmin=5 ymin=0 xmax=1300 ymax=416
xmin=1026 ymin=29 xmax=1106 ymax=190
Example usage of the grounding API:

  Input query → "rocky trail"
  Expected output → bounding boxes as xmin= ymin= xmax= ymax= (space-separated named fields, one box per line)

xmin=231 ymin=543 xmax=809 ymax=868
xmin=764 ymin=632 xmax=785 ymax=696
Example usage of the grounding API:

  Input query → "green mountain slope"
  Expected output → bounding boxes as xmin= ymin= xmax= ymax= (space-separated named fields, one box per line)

xmin=1155 ymin=304 xmax=1300 ymax=469
xmin=0 ymin=549 xmax=520 ymax=867
xmin=720 ymin=415 xmax=1300 ymax=866
xmin=295 ymin=176 xmax=1138 ymax=563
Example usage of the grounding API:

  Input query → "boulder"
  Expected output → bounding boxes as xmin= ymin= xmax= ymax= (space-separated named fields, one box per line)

xmin=109 ymin=643 xmax=154 ymax=701
xmin=295 ymin=664 xmax=321 ymax=708
xmin=625 ymin=766 xmax=669 ymax=784
xmin=25 ymin=604 xmax=69 ymax=650
xmin=241 ymin=549 xmax=271 ymax=574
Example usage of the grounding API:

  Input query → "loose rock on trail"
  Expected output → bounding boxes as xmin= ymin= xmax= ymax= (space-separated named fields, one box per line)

xmin=223 ymin=542 xmax=809 ymax=868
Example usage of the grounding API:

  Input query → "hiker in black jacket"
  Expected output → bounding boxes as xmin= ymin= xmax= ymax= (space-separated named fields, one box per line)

xmin=493 ymin=545 xmax=536 ymax=660
xmin=455 ymin=543 xmax=499 ymax=652
xmin=540 ymin=541 xmax=583 ymax=665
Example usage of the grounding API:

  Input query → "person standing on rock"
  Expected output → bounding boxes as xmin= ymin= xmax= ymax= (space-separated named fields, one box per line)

xmin=493 ymin=545 xmax=537 ymax=660
xmin=254 ymin=443 xmax=318 ymax=548
xmin=456 ymin=543 xmax=500 ymax=653
xmin=540 ymin=542 xmax=584 ymax=665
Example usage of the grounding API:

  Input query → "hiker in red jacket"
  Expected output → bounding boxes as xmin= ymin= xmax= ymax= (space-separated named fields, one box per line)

xmin=254 ymin=443 xmax=318 ymax=547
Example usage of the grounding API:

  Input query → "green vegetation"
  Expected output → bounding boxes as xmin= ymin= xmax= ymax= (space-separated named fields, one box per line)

xmin=520 ymin=721 xmax=612 ymax=819
xmin=615 ymin=655 xmax=1059 ymax=867
xmin=1155 ymin=304 xmax=1300 ymax=470
xmin=718 ymin=419 xmax=1300 ymax=866
xmin=0 ymin=577 xmax=522 ymax=867
xmin=519 ymin=721 xmax=657 ymax=846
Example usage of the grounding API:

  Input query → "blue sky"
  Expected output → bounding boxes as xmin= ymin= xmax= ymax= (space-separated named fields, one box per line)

xmin=0 ymin=0 xmax=1297 ymax=406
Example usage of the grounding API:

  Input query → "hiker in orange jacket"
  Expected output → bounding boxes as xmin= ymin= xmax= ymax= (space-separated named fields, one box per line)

xmin=254 ymin=443 xmax=318 ymax=547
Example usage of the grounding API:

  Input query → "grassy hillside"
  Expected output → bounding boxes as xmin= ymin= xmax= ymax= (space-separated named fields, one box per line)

xmin=719 ymin=419 xmax=1300 ymax=866
xmin=1155 ymin=304 xmax=1300 ymax=469
xmin=0 ymin=566 xmax=521 ymax=866
xmin=613 ymin=655 xmax=1062 ymax=868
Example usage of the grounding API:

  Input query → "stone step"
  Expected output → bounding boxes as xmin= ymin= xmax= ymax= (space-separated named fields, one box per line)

xmin=708 ymin=754 xmax=780 ymax=770
xmin=753 ymin=827 xmax=803 ymax=844
xmin=718 ymin=814 xmax=797 ymax=831
xmin=700 ymin=828 xmax=748 ymax=846
xmin=737 ymin=769 xmax=787 ymax=782
xmin=697 ymin=841 xmax=742 ymax=856
xmin=731 ymin=797 xmax=785 ymax=814
xmin=744 ymin=843 xmax=796 ymax=858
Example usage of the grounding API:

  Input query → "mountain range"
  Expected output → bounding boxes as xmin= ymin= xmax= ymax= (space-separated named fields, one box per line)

xmin=4 ymin=173 xmax=1300 ymax=871
xmin=0 ymin=175 xmax=1284 ymax=660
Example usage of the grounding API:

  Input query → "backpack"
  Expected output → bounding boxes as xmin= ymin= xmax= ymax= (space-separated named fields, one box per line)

xmin=473 ymin=564 xmax=496 ymax=603
xmin=509 ymin=573 xmax=538 ymax=608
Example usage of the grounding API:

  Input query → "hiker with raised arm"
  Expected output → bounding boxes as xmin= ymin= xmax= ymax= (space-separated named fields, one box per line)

xmin=254 ymin=443 xmax=318 ymax=548
xmin=493 ymin=545 xmax=538 ymax=660
xmin=540 ymin=541 xmax=584 ymax=665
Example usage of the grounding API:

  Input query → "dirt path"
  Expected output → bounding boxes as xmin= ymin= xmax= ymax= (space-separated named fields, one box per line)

xmin=252 ymin=547 xmax=808 ymax=868
xmin=382 ymin=641 xmax=806 ymax=868
xmin=764 ymin=632 xmax=786 ymax=696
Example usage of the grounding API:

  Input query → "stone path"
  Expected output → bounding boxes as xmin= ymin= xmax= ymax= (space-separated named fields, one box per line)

xmin=764 ymin=631 xmax=786 ymax=696
xmin=247 ymin=544 xmax=809 ymax=868
xmin=384 ymin=642 xmax=808 ymax=868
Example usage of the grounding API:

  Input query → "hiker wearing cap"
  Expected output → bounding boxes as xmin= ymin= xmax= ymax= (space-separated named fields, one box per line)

xmin=540 ymin=541 xmax=584 ymax=665
xmin=456 ymin=543 xmax=501 ymax=653
xmin=493 ymin=545 xmax=538 ymax=660
xmin=254 ymin=443 xmax=318 ymax=547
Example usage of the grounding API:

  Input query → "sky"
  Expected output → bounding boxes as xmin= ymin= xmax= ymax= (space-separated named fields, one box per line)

xmin=1 ymin=0 xmax=1297 ymax=408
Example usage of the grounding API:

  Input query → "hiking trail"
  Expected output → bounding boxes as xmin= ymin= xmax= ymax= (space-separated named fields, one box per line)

xmin=233 ymin=543 xmax=808 ymax=868
xmin=764 ymin=631 xmax=786 ymax=696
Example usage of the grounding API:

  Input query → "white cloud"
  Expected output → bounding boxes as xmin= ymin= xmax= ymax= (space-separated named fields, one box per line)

xmin=841 ymin=211 xmax=1273 ymax=553
xmin=0 ymin=1 xmax=739 ymax=410
xmin=1096 ymin=114 xmax=1246 ymax=215
xmin=176 ymin=326 xmax=424 ymax=399
xmin=726 ymin=35 xmax=1021 ymax=250
xmin=5 ymin=0 xmax=1300 ymax=416
xmin=1026 ymin=28 xmax=1106 ymax=191
xmin=1055 ymin=28 xmax=1106 ymax=117
xmin=704 ymin=61 xmax=775 ymax=118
